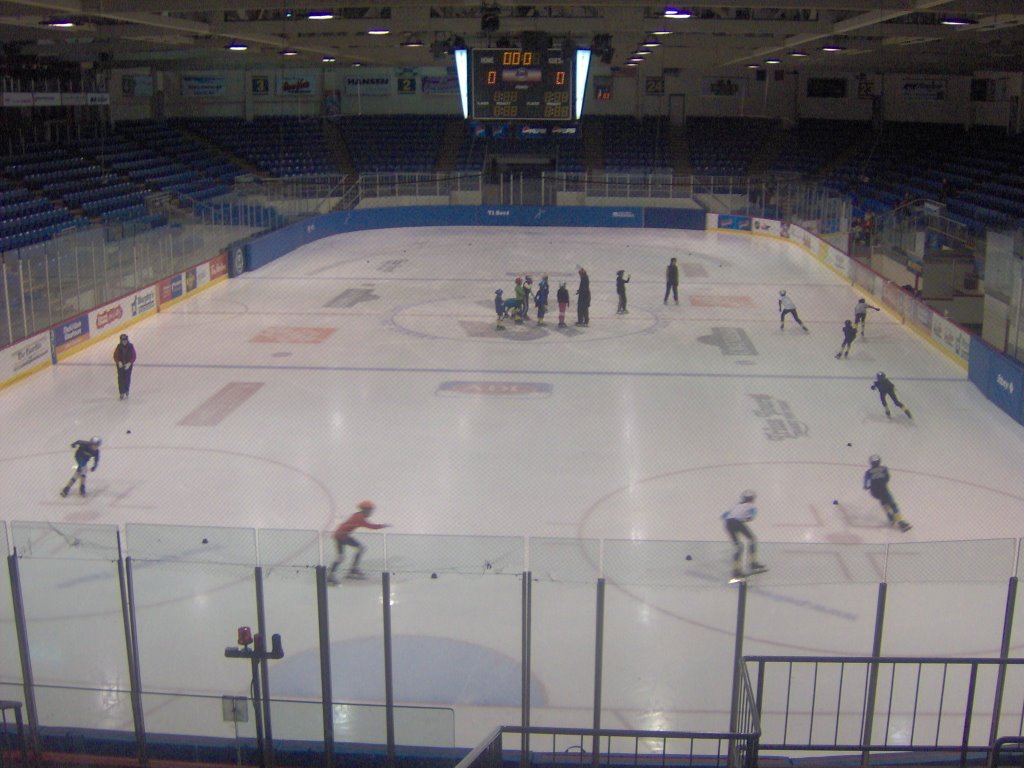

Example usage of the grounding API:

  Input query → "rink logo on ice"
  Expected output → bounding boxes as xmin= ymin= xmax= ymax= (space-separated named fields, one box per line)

xmin=251 ymin=327 xmax=336 ymax=344
xmin=326 ymin=288 xmax=377 ymax=308
xmin=750 ymin=394 xmax=809 ymax=441
xmin=698 ymin=327 xmax=758 ymax=356
xmin=437 ymin=381 xmax=553 ymax=398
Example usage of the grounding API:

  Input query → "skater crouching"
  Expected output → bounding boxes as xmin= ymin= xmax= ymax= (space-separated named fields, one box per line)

xmin=864 ymin=455 xmax=911 ymax=531
xmin=328 ymin=500 xmax=390 ymax=584
xmin=871 ymin=372 xmax=912 ymax=419
xmin=61 ymin=437 xmax=101 ymax=497
xmin=835 ymin=320 xmax=857 ymax=359
xmin=721 ymin=490 xmax=767 ymax=581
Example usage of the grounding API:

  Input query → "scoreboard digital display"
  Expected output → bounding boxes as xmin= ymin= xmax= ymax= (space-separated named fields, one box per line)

xmin=471 ymin=48 xmax=573 ymax=121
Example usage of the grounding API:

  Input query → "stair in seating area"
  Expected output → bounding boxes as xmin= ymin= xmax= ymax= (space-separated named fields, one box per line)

xmin=323 ymin=120 xmax=356 ymax=178
xmin=581 ymin=116 xmax=604 ymax=174
xmin=434 ymin=119 xmax=466 ymax=173
xmin=747 ymin=121 xmax=784 ymax=176
xmin=670 ymin=127 xmax=692 ymax=176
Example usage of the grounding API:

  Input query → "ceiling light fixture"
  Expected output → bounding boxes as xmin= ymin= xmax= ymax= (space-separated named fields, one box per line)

xmin=367 ymin=28 xmax=390 ymax=36
xmin=322 ymin=56 xmax=336 ymax=63
xmin=765 ymin=58 xmax=782 ymax=64
xmin=663 ymin=7 xmax=693 ymax=19
xmin=46 ymin=19 xmax=75 ymax=28
xmin=651 ymin=30 xmax=672 ymax=36
xmin=940 ymin=17 xmax=977 ymax=26
xmin=821 ymin=44 xmax=845 ymax=52
xmin=642 ymin=38 xmax=661 ymax=47
xmin=226 ymin=40 xmax=248 ymax=51
xmin=308 ymin=11 xmax=334 ymax=21
xmin=401 ymin=35 xmax=424 ymax=47
xmin=789 ymin=50 xmax=809 ymax=57
xmin=746 ymin=63 xmax=760 ymax=69
xmin=280 ymin=48 xmax=298 ymax=56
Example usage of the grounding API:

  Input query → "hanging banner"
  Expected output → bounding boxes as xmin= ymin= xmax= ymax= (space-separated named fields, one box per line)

xmin=902 ymin=78 xmax=947 ymax=100
xmin=182 ymin=74 xmax=226 ymax=97
xmin=344 ymin=75 xmax=390 ymax=96
xmin=251 ymin=75 xmax=271 ymax=96
xmin=279 ymin=71 xmax=318 ymax=95
xmin=121 ymin=74 xmax=153 ymax=98
xmin=701 ymin=77 xmax=744 ymax=97
xmin=421 ymin=74 xmax=459 ymax=95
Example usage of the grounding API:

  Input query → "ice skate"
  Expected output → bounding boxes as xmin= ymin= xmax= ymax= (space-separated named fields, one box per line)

xmin=780 ymin=322 xmax=784 ymax=330
xmin=327 ymin=573 xmax=342 ymax=585
xmin=346 ymin=568 xmax=367 ymax=580
xmin=802 ymin=325 xmax=809 ymax=333
xmin=729 ymin=569 xmax=746 ymax=584
xmin=885 ymin=408 xmax=892 ymax=419
xmin=60 ymin=486 xmax=70 ymax=498
xmin=748 ymin=562 xmax=768 ymax=573
xmin=904 ymin=408 xmax=913 ymax=419
xmin=79 ymin=485 xmax=87 ymax=496
xmin=835 ymin=352 xmax=842 ymax=359
xmin=897 ymin=520 xmax=912 ymax=532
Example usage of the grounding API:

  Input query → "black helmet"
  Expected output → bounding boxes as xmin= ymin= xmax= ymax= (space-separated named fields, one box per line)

xmin=869 ymin=454 xmax=881 ymax=467
xmin=119 ymin=333 xmax=128 ymax=341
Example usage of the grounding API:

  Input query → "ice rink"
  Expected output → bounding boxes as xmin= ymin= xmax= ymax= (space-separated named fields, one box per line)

xmin=2 ymin=224 xmax=1023 ymax=747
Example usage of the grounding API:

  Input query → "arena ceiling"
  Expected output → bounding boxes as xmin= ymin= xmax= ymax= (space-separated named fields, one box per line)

xmin=0 ymin=1 xmax=1022 ymax=76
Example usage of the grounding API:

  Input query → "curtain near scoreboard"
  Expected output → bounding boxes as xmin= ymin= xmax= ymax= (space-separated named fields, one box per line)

xmin=470 ymin=48 xmax=583 ymax=121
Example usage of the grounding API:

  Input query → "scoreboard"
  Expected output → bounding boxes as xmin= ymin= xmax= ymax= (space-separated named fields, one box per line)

xmin=471 ymin=48 xmax=573 ymax=121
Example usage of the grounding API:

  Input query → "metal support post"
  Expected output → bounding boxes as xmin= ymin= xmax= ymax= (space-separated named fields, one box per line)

xmin=316 ymin=566 xmax=334 ymax=768
xmin=382 ymin=571 xmax=396 ymax=768
xmin=861 ymin=581 xmax=888 ymax=768
xmin=591 ymin=578 xmax=605 ymax=768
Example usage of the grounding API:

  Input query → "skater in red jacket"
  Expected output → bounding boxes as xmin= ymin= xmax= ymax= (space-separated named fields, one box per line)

xmin=328 ymin=500 xmax=390 ymax=583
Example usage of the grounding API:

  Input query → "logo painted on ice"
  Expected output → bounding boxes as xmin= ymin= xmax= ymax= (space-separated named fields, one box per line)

xmin=698 ymin=327 xmax=758 ymax=356
xmin=749 ymin=394 xmax=809 ymax=441
xmin=437 ymin=381 xmax=552 ymax=398
xmin=996 ymin=374 xmax=1015 ymax=394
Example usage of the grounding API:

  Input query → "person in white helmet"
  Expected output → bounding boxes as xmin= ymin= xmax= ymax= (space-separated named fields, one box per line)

xmin=778 ymin=290 xmax=808 ymax=332
xmin=721 ymin=490 xmax=767 ymax=580
xmin=328 ymin=500 xmax=390 ymax=583
xmin=853 ymin=298 xmax=880 ymax=337
xmin=60 ymin=437 xmax=101 ymax=497
xmin=863 ymin=455 xmax=911 ymax=531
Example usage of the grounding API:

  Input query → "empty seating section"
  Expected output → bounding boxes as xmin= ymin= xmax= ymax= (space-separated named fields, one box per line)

xmin=3 ymin=114 xmax=1024 ymax=254
xmin=179 ymin=116 xmax=338 ymax=176
xmin=337 ymin=115 xmax=448 ymax=173
xmin=0 ymin=149 xmax=86 ymax=249
xmin=602 ymin=116 xmax=672 ymax=173
xmin=770 ymin=120 xmax=870 ymax=176
xmin=0 ymin=120 xmax=249 ymax=250
xmin=687 ymin=117 xmax=772 ymax=175
xmin=822 ymin=123 xmax=1024 ymax=232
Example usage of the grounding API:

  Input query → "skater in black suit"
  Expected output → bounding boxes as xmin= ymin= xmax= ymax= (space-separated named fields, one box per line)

xmin=871 ymin=372 xmax=912 ymax=419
